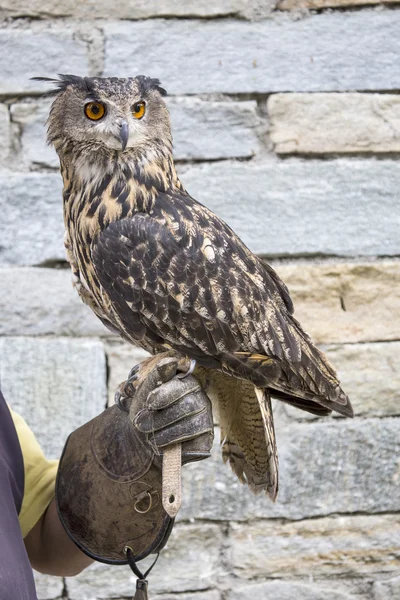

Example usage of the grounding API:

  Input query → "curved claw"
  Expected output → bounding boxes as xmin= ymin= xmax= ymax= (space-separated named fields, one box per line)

xmin=114 ymin=389 xmax=129 ymax=413
xmin=177 ymin=359 xmax=196 ymax=380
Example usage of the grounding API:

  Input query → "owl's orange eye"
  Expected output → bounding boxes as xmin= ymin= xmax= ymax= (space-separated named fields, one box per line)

xmin=84 ymin=102 xmax=106 ymax=121
xmin=132 ymin=101 xmax=146 ymax=119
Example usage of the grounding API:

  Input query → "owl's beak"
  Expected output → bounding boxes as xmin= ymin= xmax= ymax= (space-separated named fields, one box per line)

xmin=119 ymin=121 xmax=129 ymax=151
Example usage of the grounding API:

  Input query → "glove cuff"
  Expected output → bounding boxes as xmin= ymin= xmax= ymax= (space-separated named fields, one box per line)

xmin=56 ymin=405 xmax=174 ymax=565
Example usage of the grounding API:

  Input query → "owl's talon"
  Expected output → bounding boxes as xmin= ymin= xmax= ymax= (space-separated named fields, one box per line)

xmin=128 ymin=364 xmax=140 ymax=380
xmin=114 ymin=389 xmax=129 ymax=413
xmin=177 ymin=359 xmax=196 ymax=380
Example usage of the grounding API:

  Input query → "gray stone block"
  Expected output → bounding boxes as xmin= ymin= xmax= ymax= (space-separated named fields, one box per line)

xmin=0 ymin=0 xmax=249 ymax=19
xmin=181 ymin=159 xmax=400 ymax=257
xmin=323 ymin=342 xmax=400 ymax=418
xmin=284 ymin=341 xmax=400 ymax=420
xmin=0 ymin=30 xmax=89 ymax=94
xmin=0 ymin=104 xmax=11 ymax=164
xmin=229 ymin=515 xmax=400 ymax=578
xmin=66 ymin=523 xmax=223 ymax=598
xmin=280 ymin=0 xmax=398 ymax=7
xmin=104 ymin=11 xmax=400 ymax=94
xmin=0 ymin=267 xmax=107 ymax=337
xmin=155 ymin=593 xmax=221 ymax=600
xmin=373 ymin=575 xmax=400 ymax=600
xmin=10 ymin=100 xmax=59 ymax=169
xmin=33 ymin=572 xmax=63 ymax=600
xmin=168 ymin=97 xmax=262 ymax=160
xmin=6 ymin=159 xmax=400 ymax=264
xmin=179 ymin=418 xmax=400 ymax=521
xmin=1 ymin=261 xmax=399 ymax=346
xmin=11 ymin=97 xmax=261 ymax=167
xmin=0 ymin=337 xmax=107 ymax=458
xmin=104 ymin=340 xmax=149 ymax=405
xmin=227 ymin=580 xmax=366 ymax=600
xmin=268 ymin=93 xmax=400 ymax=154
xmin=0 ymin=172 xmax=64 ymax=266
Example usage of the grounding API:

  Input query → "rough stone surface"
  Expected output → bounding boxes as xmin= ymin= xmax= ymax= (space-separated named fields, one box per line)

xmin=0 ymin=104 xmax=11 ymax=164
xmin=104 ymin=339 xmax=149 ymax=405
xmin=5 ymin=160 xmax=400 ymax=264
xmin=11 ymin=100 xmax=59 ymax=169
xmin=373 ymin=575 xmax=400 ymax=600
xmin=268 ymin=93 xmax=400 ymax=154
xmin=180 ymin=418 xmax=400 ymax=521
xmin=229 ymin=515 xmax=400 ymax=578
xmin=1 ymin=261 xmax=398 ymax=344
xmin=0 ymin=267 xmax=106 ymax=337
xmin=274 ymin=261 xmax=400 ymax=344
xmin=323 ymin=342 xmax=400 ymax=418
xmin=168 ymin=97 xmax=262 ymax=160
xmin=0 ymin=30 xmax=89 ymax=94
xmin=0 ymin=0 xmax=250 ymax=19
xmin=66 ymin=524 xmax=223 ymax=598
xmin=280 ymin=0 xmax=400 ymax=8
xmin=154 ymin=593 xmax=220 ymax=600
xmin=0 ymin=172 xmax=64 ymax=266
xmin=227 ymin=580 xmax=368 ymax=600
xmin=10 ymin=97 xmax=261 ymax=167
xmin=104 ymin=12 xmax=400 ymax=94
xmin=182 ymin=160 xmax=400 ymax=257
xmin=0 ymin=337 xmax=107 ymax=458
xmin=33 ymin=572 xmax=63 ymax=600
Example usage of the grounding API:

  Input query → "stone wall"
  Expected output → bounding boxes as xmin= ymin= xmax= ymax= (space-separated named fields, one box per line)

xmin=0 ymin=1 xmax=399 ymax=599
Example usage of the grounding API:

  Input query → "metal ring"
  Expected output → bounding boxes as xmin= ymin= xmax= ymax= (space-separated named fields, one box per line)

xmin=134 ymin=491 xmax=153 ymax=514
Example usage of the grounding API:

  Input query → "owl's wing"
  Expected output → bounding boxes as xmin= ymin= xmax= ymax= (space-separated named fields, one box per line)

xmin=91 ymin=192 xmax=352 ymax=418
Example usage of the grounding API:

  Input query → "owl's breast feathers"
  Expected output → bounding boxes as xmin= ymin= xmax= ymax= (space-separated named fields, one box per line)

xmin=63 ymin=161 xmax=352 ymax=420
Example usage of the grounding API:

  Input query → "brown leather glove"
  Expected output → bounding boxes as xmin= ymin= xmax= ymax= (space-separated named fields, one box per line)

xmin=56 ymin=352 xmax=214 ymax=566
xmin=116 ymin=353 xmax=213 ymax=463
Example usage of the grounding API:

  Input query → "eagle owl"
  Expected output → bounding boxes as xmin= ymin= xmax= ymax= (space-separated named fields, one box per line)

xmin=40 ymin=74 xmax=353 ymax=500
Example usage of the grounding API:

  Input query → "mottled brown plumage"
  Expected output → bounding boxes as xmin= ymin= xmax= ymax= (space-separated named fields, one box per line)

xmin=43 ymin=74 xmax=353 ymax=500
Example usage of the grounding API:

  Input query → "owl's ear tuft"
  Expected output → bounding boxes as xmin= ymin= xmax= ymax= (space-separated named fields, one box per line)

xmin=135 ymin=75 xmax=167 ymax=97
xmin=31 ymin=74 xmax=97 ymax=97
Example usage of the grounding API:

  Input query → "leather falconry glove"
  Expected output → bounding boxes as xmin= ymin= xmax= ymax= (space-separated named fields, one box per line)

xmin=56 ymin=352 xmax=214 ymax=571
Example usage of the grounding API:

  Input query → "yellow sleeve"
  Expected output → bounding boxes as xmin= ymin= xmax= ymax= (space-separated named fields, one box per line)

xmin=9 ymin=408 xmax=59 ymax=539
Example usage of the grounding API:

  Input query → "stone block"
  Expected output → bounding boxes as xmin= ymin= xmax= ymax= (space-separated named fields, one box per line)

xmin=0 ymin=30 xmax=89 ymax=95
xmin=323 ymin=342 xmax=400 ymax=418
xmin=155 ymin=592 xmax=221 ymax=600
xmin=168 ymin=97 xmax=261 ymax=160
xmin=104 ymin=12 xmax=400 ymax=94
xmin=182 ymin=160 xmax=400 ymax=257
xmin=104 ymin=339 xmax=149 ymax=405
xmin=66 ymin=523 xmax=223 ymax=598
xmin=0 ymin=0 xmax=249 ymax=19
xmin=373 ymin=575 xmax=400 ymax=600
xmin=0 ymin=267 xmax=107 ymax=337
xmin=1 ymin=261 xmax=399 ymax=345
xmin=275 ymin=261 xmax=400 ymax=344
xmin=227 ymin=580 xmax=367 ymax=600
xmin=229 ymin=515 xmax=400 ymax=578
xmin=10 ymin=97 xmax=261 ymax=168
xmin=33 ymin=572 xmax=63 ymax=600
xmin=283 ymin=341 xmax=400 ymax=421
xmin=11 ymin=100 xmax=58 ymax=169
xmin=280 ymin=0 xmax=400 ymax=8
xmin=179 ymin=418 xmax=400 ymax=521
xmin=0 ymin=104 xmax=11 ymax=163
xmin=0 ymin=172 xmax=64 ymax=266
xmin=5 ymin=159 xmax=400 ymax=263
xmin=268 ymin=93 xmax=400 ymax=154
xmin=0 ymin=337 xmax=107 ymax=458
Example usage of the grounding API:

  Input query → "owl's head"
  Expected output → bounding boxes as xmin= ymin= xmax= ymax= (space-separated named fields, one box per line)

xmin=36 ymin=74 xmax=171 ymax=156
